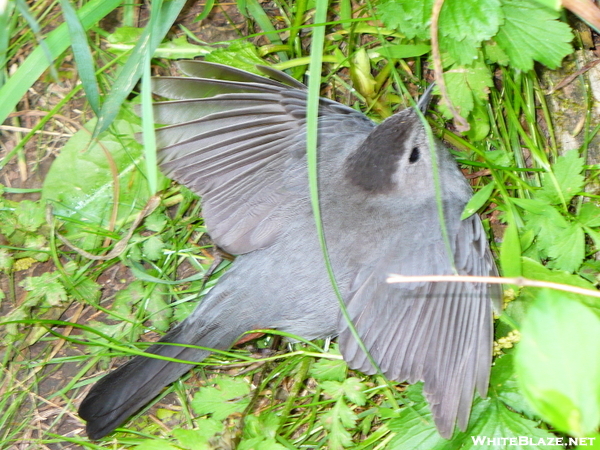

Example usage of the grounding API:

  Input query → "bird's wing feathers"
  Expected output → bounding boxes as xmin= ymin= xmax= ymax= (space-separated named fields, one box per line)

xmin=149 ymin=62 xmax=374 ymax=254
xmin=339 ymin=213 xmax=500 ymax=437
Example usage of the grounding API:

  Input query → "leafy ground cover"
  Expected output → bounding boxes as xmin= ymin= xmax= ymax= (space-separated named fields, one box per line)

xmin=1 ymin=1 xmax=600 ymax=449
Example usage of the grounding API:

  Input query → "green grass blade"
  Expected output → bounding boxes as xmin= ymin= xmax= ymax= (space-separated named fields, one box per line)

xmin=0 ymin=0 xmax=122 ymax=126
xmin=58 ymin=0 xmax=101 ymax=114
xmin=92 ymin=0 xmax=187 ymax=138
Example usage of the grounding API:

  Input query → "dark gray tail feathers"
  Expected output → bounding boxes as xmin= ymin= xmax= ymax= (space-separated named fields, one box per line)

xmin=79 ymin=325 xmax=217 ymax=439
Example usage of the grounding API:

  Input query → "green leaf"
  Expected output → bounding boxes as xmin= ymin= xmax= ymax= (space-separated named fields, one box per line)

xmin=537 ymin=150 xmax=585 ymax=205
xmin=438 ymin=59 xmax=493 ymax=119
xmin=20 ymin=271 xmax=67 ymax=307
xmin=372 ymin=43 xmax=431 ymax=59
xmin=440 ymin=36 xmax=480 ymax=66
xmin=530 ymin=0 xmax=561 ymax=10
xmin=388 ymin=389 xmax=562 ymax=449
xmin=41 ymin=114 xmax=168 ymax=250
xmin=309 ymin=356 xmax=347 ymax=382
xmin=494 ymin=0 xmax=573 ymax=71
xmin=173 ymin=420 xmax=223 ymax=449
xmin=515 ymin=289 xmax=600 ymax=436
xmin=142 ymin=235 xmax=165 ymax=261
xmin=341 ymin=377 xmax=367 ymax=405
xmin=14 ymin=200 xmax=45 ymax=232
xmin=376 ymin=0 xmax=434 ymax=40
xmin=462 ymin=181 xmax=495 ymax=220
xmin=205 ymin=41 xmax=267 ymax=74
xmin=545 ymin=222 xmax=585 ymax=273
xmin=321 ymin=398 xmax=356 ymax=449
xmin=134 ymin=440 xmax=179 ymax=450
xmin=145 ymin=285 xmax=171 ymax=332
xmin=191 ymin=376 xmax=251 ymax=421
xmin=439 ymin=0 xmax=503 ymax=43
xmin=483 ymin=40 xmax=510 ymax=65
xmin=490 ymin=354 xmax=538 ymax=418
xmin=578 ymin=202 xmax=600 ymax=227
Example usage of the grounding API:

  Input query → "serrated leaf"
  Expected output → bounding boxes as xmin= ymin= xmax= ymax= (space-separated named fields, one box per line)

xmin=145 ymin=285 xmax=172 ymax=332
xmin=191 ymin=376 xmax=251 ymax=421
xmin=440 ymin=36 xmax=480 ymax=66
xmin=142 ymin=235 xmax=165 ymax=261
xmin=173 ymin=420 xmax=222 ymax=449
xmin=14 ymin=200 xmax=46 ymax=232
xmin=205 ymin=41 xmax=266 ymax=74
xmin=321 ymin=398 xmax=356 ymax=449
xmin=537 ymin=150 xmax=585 ymax=205
xmin=439 ymin=0 xmax=503 ymax=42
xmin=490 ymin=354 xmax=538 ymax=418
xmin=462 ymin=181 xmax=495 ymax=220
xmin=20 ymin=271 xmax=67 ymax=307
xmin=494 ymin=0 xmax=573 ymax=71
xmin=309 ymin=356 xmax=347 ymax=381
xmin=483 ymin=40 xmax=510 ymax=65
xmin=438 ymin=59 xmax=493 ymax=119
xmin=578 ymin=202 xmax=600 ymax=227
xmin=376 ymin=0 xmax=434 ymax=40
xmin=515 ymin=290 xmax=600 ymax=436
xmin=545 ymin=222 xmax=585 ymax=272
xmin=341 ymin=377 xmax=367 ymax=405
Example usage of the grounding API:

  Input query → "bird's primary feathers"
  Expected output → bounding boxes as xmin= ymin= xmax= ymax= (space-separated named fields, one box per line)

xmin=79 ymin=61 xmax=500 ymax=440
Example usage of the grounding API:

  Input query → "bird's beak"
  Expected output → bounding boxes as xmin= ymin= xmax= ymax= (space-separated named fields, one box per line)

xmin=417 ymin=83 xmax=436 ymax=114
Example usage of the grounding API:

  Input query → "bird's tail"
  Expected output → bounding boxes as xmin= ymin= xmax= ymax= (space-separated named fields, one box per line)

xmin=78 ymin=316 xmax=242 ymax=439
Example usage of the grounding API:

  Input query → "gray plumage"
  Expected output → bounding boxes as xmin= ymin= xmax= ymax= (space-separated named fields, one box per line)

xmin=78 ymin=61 xmax=500 ymax=440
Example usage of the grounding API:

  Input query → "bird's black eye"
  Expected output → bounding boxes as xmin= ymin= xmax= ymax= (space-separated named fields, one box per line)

xmin=409 ymin=147 xmax=420 ymax=163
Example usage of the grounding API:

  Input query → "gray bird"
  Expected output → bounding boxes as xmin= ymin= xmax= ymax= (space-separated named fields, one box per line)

xmin=78 ymin=61 xmax=500 ymax=440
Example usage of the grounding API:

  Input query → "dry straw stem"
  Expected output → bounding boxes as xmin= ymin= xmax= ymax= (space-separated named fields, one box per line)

xmin=386 ymin=274 xmax=600 ymax=299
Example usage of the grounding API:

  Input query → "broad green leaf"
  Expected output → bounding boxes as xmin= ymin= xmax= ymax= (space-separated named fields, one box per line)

xmin=388 ymin=382 xmax=562 ymax=449
xmin=439 ymin=0 xmax=503 ymax=43
xmin=537 ymin=150 xmax=585 ymax=205
xmin=515 ymin=289 xmax=600 ymax=436
xmin=489 ymin=354 xmax=538 ymax=419
xmin=372 ymin=43 xmax=431 ymax=59
xmin=41 ymin=114 xmax=168 ymax=250
xmin=494 ymin=0 xmax=573 ymax=71
xmin=461 ymin=181 xmax=495 ymax=220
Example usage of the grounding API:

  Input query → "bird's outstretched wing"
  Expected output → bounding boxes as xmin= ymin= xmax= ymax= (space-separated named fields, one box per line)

xmin=146 ymin=61 xmax=375 ymax=254
xmin=338 ymin=213 xmax=501 ymax=437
